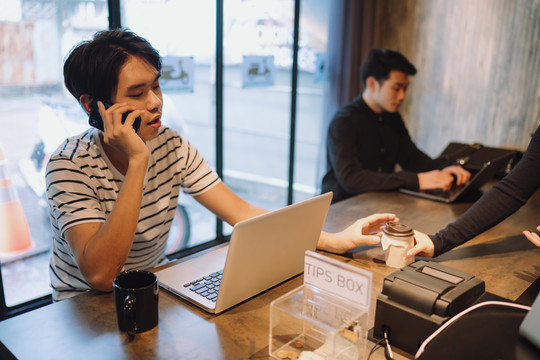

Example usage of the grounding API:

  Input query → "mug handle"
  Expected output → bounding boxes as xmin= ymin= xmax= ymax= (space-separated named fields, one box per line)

xmin=124 ymin=295 xmax=137 ymax=339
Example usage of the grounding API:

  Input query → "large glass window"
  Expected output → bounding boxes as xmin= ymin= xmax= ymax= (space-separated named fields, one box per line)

xmin=223 ymin=0 xmax=293 ymax=213
xmin=222 ymin=0 xmax=330 ymax=210
xmin=0 ymin=0 xmax=109 ymax=311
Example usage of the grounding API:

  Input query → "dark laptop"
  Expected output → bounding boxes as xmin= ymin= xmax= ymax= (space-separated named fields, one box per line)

xmin=399 ymin=151 xmax=515 ymax=203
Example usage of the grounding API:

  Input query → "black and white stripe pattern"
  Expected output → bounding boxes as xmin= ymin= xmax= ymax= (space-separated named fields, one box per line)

xmin=46 ymin=127 xmax=220 ymax=300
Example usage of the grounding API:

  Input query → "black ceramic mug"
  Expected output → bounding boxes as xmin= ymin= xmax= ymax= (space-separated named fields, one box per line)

xmin=113 ymin=270 xmax=159 ymax=338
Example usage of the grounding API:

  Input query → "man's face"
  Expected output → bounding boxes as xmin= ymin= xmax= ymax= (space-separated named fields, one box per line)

xmin=370 ymin=70 xmax=409 ymax=113
xmin=113 ymin=56 xmax=163 ymax=141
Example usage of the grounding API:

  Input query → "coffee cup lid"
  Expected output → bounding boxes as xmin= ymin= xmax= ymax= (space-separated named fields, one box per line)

xmin=383 ymin=222 xmax=414 ymax=237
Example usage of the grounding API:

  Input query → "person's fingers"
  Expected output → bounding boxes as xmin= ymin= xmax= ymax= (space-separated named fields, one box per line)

xmin=524 ymin=230 xmax=540 ymax=247
xmin=407 ymin=230 xmax=435 ymax=257
xmin=441 ymin=176 xmax=454 ymax=191
xmin=456 ymin=168 xmax=471 ymax=185
xmin=363 ymin=235 xmax=381 ymax=245
xmin=364 ymin=213 xmax=396 ymax=223
xmin=407 ymin=244 xmax=423 ymax=257
xmin=446 ymin=166 xmax=471 ymax=185
xmin=361 ymin=213 xmax=397 ymax=233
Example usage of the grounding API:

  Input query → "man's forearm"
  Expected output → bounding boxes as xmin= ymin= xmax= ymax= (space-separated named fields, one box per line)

xmin=75 ymin=157 xmax=148 ymax=291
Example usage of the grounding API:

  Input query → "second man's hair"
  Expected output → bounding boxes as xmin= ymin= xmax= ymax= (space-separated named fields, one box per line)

xmin=360 ymin=48 xmax=417 ymax=87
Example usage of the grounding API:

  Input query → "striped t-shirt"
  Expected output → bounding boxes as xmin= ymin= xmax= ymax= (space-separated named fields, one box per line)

xmin=46 ymin=126 xmax=220 ymax=301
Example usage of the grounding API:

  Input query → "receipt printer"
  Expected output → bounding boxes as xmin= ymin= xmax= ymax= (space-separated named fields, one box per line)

xmin=373 ymin=261 xmax=485 ymax=354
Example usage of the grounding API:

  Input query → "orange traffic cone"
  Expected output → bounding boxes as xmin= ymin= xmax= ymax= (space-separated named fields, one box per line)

xmin=0 ymin=145 xmax=34 ymax=257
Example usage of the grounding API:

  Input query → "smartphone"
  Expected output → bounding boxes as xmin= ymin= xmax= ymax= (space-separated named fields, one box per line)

xmin=89 ymin=99 xmax=141 ymax=133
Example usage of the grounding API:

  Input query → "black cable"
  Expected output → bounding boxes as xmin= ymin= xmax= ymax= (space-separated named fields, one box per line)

xmin=367 ymin=337 xmax=386 ymax=359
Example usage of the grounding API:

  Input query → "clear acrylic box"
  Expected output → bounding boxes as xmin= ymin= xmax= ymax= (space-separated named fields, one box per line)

xmin=269 ymin=284 xmax=369 ymax=360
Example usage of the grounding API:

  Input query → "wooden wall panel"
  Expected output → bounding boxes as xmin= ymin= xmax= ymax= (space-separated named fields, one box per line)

xmin=373 ymin=0 xmax=540 ymax=156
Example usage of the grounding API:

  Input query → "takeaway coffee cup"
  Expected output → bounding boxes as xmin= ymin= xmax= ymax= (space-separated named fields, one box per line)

xmin=381 ymin=222 xmax=415 ymax=268
xmin=113 ymin=270 xmax=159 ymax=338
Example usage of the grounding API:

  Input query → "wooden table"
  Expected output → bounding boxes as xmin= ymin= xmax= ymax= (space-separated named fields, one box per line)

xmin=1 ymin=189 xmax=539 ymax=360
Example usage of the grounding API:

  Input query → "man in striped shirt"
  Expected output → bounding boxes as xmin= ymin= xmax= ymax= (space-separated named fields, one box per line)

xmin=47 ymin=29 xmax=397 ymax=301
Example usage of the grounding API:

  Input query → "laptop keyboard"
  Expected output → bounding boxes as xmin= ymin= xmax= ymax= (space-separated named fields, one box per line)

xmin=183 ymin=269 xmax=223 ymax=302
xmin=423 ymin=181 xmax=467 ymax=199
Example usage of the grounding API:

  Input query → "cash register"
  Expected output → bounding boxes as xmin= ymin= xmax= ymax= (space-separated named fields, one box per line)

xmin=373 ymin=261 xmax=485 ymax=354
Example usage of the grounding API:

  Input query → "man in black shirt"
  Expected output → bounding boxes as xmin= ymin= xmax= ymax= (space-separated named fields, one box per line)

xmin=322 ymin=48 xmax=470 ymax=203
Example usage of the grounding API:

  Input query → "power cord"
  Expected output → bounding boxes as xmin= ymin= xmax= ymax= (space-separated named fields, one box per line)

xmin=383 ymin=328 xmax=394 ymax=360
xmin=367 ymin=327 xmax=394 ymax=360
xmin=367 ymin=337 xmax=386 ymax=359
xmin=414 ymin=301 xmax=531 ymax=359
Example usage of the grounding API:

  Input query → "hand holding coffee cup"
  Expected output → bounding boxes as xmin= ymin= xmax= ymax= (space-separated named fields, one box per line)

xmin=113 ymin=270 xmax=159 ymax=339
xmin=381 ymin=222 xmax=415 ymax=268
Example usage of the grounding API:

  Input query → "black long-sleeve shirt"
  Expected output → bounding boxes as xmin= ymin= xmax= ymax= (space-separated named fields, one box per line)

xmin=431 ymin=125 xmax=540 ymax=256
xmin=321 ymin=96 xmax=445 ymax=203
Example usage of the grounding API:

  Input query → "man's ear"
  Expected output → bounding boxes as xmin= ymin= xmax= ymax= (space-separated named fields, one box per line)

xmin=80 ymin=94 xmax=93 ymax=114
xmin=365 ymin=76 xmax=380 ymax=93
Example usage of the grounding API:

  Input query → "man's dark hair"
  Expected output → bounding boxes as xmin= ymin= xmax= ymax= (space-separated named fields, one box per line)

xmin=360 ymin=48 xmax=417 ymax=87
xmin=63 ymin=28 xmax=161 ymax=103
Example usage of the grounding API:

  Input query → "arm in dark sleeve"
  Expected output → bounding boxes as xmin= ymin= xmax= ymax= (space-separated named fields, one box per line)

xmin=431 ymin=126 xmax=540 ymax=256
xmin=326 ymin=115 xmax=420 ymax=194
xmin=395 ymin=120 xmax=445 ymax=172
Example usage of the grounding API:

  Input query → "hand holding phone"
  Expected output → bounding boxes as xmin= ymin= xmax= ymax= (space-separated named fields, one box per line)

xmin=89 ymin=99 xmax=141 ymax=133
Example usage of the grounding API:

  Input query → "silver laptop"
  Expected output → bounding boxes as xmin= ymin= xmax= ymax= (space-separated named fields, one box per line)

xmin=156 ymin=192 xmax=333 ymax=314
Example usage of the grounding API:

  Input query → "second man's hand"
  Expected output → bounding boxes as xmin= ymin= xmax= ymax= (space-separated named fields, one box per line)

xmin=418 ymin=170 xmax=454 ymax=191
xmin=442 ymin=165 xmax=471 ymax=186
xmin=418 ymin=165 xmax=471 ymax=191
